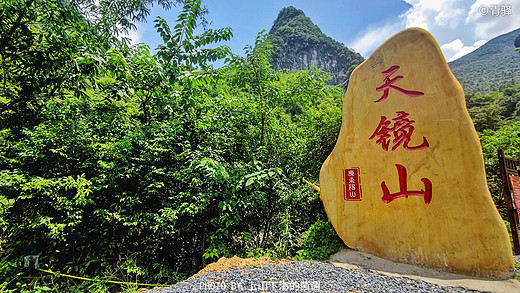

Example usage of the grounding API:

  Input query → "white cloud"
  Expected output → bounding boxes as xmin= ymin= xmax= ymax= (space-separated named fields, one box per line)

xmin=349 ymin=0 xmax=520 ymax=61
xmin=434 ymin=8 xmax=466 ymax=27
xmin=466 ymin=0 xmax=520 ymax=39
xmin=402 ymin=0 xmax=466 ymax=29
xmin=350 ymin=20 xmax=405 ymax=57
xmin=121 ymin=24 xmax=144 ymax=45
xmin=441 ymin=39 xmax=486 ymax=61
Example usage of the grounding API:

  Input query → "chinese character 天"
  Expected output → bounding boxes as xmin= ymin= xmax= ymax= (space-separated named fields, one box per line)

xmin=374 ymin=65 xmax=424 ymax=103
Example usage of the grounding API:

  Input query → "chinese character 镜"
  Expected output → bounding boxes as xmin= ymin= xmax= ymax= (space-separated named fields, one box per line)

xmin=369 ymin=111 xmax=429 ymax=151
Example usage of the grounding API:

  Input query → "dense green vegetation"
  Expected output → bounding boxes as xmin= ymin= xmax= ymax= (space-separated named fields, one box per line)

xmin=0 ymin=0 xmax=342 ymax=291
xmin=472 ymin=82 xmax=520 ymax=217
xmin=466 ymin=81 xmax=520 ymax=218
xmin=0 ymin=1 xmax=519 ymax=292
xmin=448 ymin=29 xmax=520 ymax=215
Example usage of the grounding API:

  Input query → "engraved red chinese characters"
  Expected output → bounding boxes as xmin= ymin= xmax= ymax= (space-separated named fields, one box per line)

xmin=374 ymin=65 xmax=424 ymax=103
xmin=344 ymin=168 xmax=361 ymax=201
xmin=369 ymin=111 xmax=429 ymax=151
xmin=381 ymin=164 xmax=432 ymax=204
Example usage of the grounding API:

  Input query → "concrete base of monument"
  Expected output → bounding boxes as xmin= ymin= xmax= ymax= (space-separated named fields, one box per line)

xmin=330 ymin=246 xmax=520 ymax=293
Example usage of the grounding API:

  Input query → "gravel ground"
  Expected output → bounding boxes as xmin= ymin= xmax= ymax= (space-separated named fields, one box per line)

xmin=148 ymin=260 xmax=479 ymax=293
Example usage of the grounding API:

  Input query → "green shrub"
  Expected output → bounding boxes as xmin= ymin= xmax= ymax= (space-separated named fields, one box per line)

xmin=295 ymin=220 xmax=341 ymax=261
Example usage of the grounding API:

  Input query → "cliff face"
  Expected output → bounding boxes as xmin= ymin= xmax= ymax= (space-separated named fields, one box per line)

xmin=268 ymin=7 xmax=364 ymax=88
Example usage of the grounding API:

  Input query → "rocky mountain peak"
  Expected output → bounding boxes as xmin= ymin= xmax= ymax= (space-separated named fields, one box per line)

xmin=268 ymin=7 xmax=364 ymax=88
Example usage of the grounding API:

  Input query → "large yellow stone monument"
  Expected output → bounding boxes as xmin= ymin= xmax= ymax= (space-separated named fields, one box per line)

xmin=320 ymin=27 xmax=515 ymax=278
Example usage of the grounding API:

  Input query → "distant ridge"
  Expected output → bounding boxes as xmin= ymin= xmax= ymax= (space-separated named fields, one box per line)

xmin=267 ymin=7 xmax=519 ymax=94
xmin=268 ymin=7 xmax=364 ymax=88
xmin=449 ymin=28 xmax=520 ymax=94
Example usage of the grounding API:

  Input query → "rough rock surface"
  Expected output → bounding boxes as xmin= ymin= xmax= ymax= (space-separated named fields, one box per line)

xmin=319 ymin=27 xmax=514 ymax=278
xmin=268 ymin=6 xmax=364 ymax=88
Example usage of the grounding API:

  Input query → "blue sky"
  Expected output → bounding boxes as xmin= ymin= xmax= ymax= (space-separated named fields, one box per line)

xmin=127 ymin=0 xmax=520 ymax=62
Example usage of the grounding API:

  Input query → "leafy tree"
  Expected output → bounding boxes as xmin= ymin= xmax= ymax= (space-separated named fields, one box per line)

xmin=0 ymin=0 xmax=98 ymax=132
xmin=0 ymin=0 xmax=235 ymax=290
xmin=0 ymin=2 xmax=348 ymax=291
xmin=74 ymin=0 xmax=180 ymax=43
xmin=154 ymin=0 xmax=232 ymax=82
xmin=465 ymin=83 xmax=520 ymax=132
xmin=479 ymin=122 xmax=520 ymax=217
xmin=0 ymin=0 xmax=185 ymax=132
xmin=468 ymin=102 xmax=504 ymax=132
xmin=226 ymin=31 xmax=278 ymax=146
xmin=498 ymin=83 xmax=520 ymax=119
xmin=226 ymin=31 xmax=338 ymax=148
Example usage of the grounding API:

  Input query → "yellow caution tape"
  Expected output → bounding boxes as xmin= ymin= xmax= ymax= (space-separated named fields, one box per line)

xmin=36 ymin=268 xmax=170 ymax=287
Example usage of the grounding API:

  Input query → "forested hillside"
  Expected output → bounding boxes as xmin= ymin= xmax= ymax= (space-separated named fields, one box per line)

xmin=0 ymin=1 xmax=341 ymax=291
xmin=465 ymin=81 xmax=520 ymax=218
xmin=268 ymin=6 xmax=364 ymax=88
xmin=449 ymin=28 xmax=520 ymax=94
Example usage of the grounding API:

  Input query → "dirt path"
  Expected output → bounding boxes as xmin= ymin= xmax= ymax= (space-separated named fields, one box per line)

xmin=189 ymin=256 xmax=292 ymax=279
xmin=330 ymin=246 xmax=520 ymax=293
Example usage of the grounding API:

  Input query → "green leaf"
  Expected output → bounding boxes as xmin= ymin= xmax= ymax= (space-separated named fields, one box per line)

xmin=245 ymin=177 xmax=255 ymax=187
